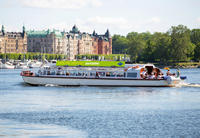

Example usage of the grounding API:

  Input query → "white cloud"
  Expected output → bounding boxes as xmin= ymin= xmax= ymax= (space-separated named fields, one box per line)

xmin=18 ymin=0 xmax=102 ymax=9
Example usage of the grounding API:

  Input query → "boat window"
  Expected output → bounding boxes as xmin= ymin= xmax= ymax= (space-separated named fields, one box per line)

xmin=127 ymin=72 xmax=137 ymax=78
xmin=70 ymin=72 xmax=76 ymax=76
xmin=43 ymin=70 xmax=47 ymax=75
xmin=51 ymin=71 xmax=56 ymax=75
xmin=106 ymin=72 xmax=115 ymax=77
xmin=84 ymin=72 xmax=88 ymax=76
xmin=90 ymin=72 xmax=96 ymax=76
xmin=98 ymin=72 xmax=105 ymax=77
xmin=116 ymin=73 xmax=124 ymax=77
xmin=76 ymin=72 xmax=82 ymax=76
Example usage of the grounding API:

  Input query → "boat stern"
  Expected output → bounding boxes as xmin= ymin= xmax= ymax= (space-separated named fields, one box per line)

xmin=165 ymin=76 xmax=183 ymax=87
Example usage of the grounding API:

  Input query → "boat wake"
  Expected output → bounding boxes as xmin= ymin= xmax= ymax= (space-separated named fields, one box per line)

xmin=177 ymin=82 xmax=200 ymax=88
xmin=45 ymin=84 xmax=59 ymax=87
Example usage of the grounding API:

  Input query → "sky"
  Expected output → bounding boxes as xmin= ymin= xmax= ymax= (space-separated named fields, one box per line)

xmin=0 ymin=0 xmax=200 ymax=35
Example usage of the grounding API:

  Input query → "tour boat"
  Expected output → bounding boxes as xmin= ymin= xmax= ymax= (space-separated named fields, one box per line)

xmin=21 ymin=61 xmax=186 ymax=87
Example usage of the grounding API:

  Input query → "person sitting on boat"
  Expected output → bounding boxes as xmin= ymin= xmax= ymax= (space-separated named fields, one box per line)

xmin=56 ymin=67 xmax=63 ymax=75
xmin=166 ymin=69 xmax=175 ymax=76
xmin=47 ymin=68 xmax=51 ymax=75
xmin=38 ymin=69 xmax=42 ymax=75
xmin=148 ymin=72 xmax=155 ymax=79
xmin=141 ymin=69 xmax=147 ymax=79
xmin=66 ymin=72 xmax=70 ymax=76
xmin=157 ymin=72 xmax=164 ymax=79
xmin=106 ymin=72 xmax=110 ymax=77
xmin=96 ymin=72 xmax=100 ymax=78
xmin=144 ymin=72 xmax=149 ymax=79
xmin=166 ymin=69 xmax=171 ymax=76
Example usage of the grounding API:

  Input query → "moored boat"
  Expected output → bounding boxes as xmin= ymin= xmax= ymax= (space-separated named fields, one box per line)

xmin=21 ymin=61 xmax=186 ymax=87
xmin=15 ymin=62 xmax=29 ymax=69
xmin=28 ymin=60 xmax=43 ymax=68
xmin=0 ymin=61 xmax=15 ymax=69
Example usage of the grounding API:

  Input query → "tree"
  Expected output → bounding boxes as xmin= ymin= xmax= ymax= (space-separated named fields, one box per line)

xmin=191 ymin=29 xmax=200 ymax=61
xmin=168 ymin=25 xmax=194 ymax=62
xmin=152 ymin=33 xmax=171 ymax=62
xmin=191 ymin=29 xmax=200 ymax=45
xmin=194 ymin=42 xmax=200 ymax=61
xmin=127 ymin=34 xmax=146 ymax=62
xmin=112 ymin=35 xmax=128 ymax=54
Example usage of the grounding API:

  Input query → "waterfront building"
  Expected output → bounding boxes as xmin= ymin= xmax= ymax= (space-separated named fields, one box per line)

xmin=0 ymin=25 xmax=112 ymax=60
xmin=0 ymin=25 xmax=27 ymax=54
xmin=65 ymin=25 xmax=112 ymax=60
xmin=91 ymin=29 xmax=112 ymax=55
xmin=66 ymin=25 xmax=93 ymax=60
xmin=27 ymin=30 xmax=66 ymax=54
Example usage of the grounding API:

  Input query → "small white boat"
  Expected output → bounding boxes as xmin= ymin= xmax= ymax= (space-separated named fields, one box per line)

xmin=15 ymin=62 xmax=28 ymax=69
xmin=28 ymin=61 xmax=43 ymax=68
xmin=0 ymin=62 xmax=15 ymax=69
xmin=21 ymin=61 xmax=186 ymax=87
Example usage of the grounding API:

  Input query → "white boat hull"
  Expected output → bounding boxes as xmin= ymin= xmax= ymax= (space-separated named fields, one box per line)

xmin=15 ymin=65 xmax=28 ymax=69
xmin=28 ymin=62 xmax=43 ymax=68
xmin=22 ymin=76 xmax=181 ymax=87
xmin=0 ymin=63 xmax=15 ymax=69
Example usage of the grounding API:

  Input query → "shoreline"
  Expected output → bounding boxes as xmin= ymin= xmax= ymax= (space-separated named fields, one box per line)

xmin=155 ymin=63 xmax=200 ymax=69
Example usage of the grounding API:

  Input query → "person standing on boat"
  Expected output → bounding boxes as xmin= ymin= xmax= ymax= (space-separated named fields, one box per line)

xmin=166 ymin=69 xmax=171 ymax=76
xmin=176 ymin=68 xmax=180 ymax=78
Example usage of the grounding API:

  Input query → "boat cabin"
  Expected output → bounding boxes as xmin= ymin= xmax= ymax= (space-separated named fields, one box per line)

xmin=35 ymin=64 xmax=163 ymax=80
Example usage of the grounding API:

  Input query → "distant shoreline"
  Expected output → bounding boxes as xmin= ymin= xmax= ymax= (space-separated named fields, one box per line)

xmin=127 ymin=62 xmax=200 ymax=69
xmin=154 ymin=62 xmax=200 ymax=69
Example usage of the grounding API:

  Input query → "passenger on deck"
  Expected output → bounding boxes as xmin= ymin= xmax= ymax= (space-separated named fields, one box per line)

xmin=176 ymin=69 xmax=180 ymax=77
xmin=166 ymin=70 xmax=171 ymax=76
xmin=166 ymin=69 xmax=175 ymax=76
xmin=47 ymin=68 xmax=51 ymax=75
xmin=56 ymin=67 xmax=62 ymax=75
xmin=148 ymin=73 xmax=155 ymax=79
xmin=38 ymin=69 xmax=42 ymax=75
xmin=141 ymin=69 xmax=147 ymax=79
xmin=157 ymin=72 xmax=164 ymax=79
xmin=106 ymin=72 xmax=110 ymax=77
xmin=66 ymin=72 xmax=70 ymax=76
xmin=96 ymin=72 xmax=100 ymax=78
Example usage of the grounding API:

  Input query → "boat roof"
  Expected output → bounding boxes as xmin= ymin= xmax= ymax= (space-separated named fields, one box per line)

xmin=56 ymin=61 xmax=125 ymax=68
xmin=41 ymin=63 xmax=157 ymax=73
xmin=125 ymin=64 xmax=155 ymax=68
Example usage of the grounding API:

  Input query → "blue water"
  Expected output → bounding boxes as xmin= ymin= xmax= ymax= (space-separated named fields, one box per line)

xmin=0 ymin=69 xmax=200 ymax=137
